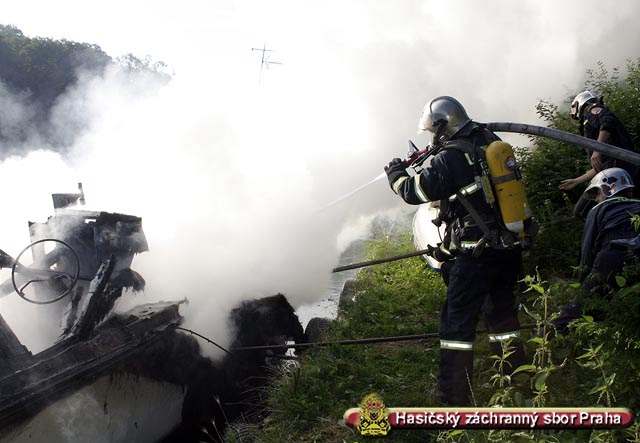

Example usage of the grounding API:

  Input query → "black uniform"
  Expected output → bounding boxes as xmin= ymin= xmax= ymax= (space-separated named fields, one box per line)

xmin=574 ymin=105 xmax=637 ymax=218
xmin=581 ymin=196 xmax=640 ymax=291
xmin=386 ymin=123 xmax=524 ymax=405
xmin=556 ymin=196 xmax=640 ymax=331
xmin=582 ymin=104 xmax=635 ymax=175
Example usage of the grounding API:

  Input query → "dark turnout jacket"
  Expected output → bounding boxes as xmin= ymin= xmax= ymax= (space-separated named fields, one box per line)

xmin=582 ymin=104 xmax=637 ymax=179
xmin=391 ymin=123 xmax=500 ymax=243
xmin=581 ymin=196 xmax=640 ymax=273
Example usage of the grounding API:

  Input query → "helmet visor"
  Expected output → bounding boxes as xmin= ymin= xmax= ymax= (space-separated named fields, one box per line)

xmin=584 ymin=185 xmax=600 ymax=200
xmin=418 ymin=108 xmax=434 ymax=133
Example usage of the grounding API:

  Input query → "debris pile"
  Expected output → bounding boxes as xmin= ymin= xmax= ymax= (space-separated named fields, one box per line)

xmin=0 ymin=190 xmax=307 ymax=442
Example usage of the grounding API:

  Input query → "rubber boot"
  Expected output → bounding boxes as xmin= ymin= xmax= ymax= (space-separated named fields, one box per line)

xmin=438 ymin=349 xmax=474 ymax=406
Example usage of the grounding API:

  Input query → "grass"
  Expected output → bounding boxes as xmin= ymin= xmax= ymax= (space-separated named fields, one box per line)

xmin=227 ymin=231 xmax=640 ymax=442
xmin=247 ymin=233 xmax=445 ymax=442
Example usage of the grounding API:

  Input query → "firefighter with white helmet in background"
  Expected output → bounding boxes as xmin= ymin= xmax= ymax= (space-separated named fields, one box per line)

xmin=560 ymin=90 xmax=637 ymax=216
xmin=384 ymin=96 xmax=527 ymax=405
xmin=556 ymin=167 xmax=640 ymax=332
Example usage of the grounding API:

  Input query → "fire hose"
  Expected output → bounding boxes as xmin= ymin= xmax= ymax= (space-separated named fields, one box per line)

xmin=175 ymin=323 xmax=538 ymax=355
xmin=483 ymin=122 xmax=640 ymax=166
xmin=332 ymin=248 xmax=432 ymax=273
xmin=328 ymin=121 xmax=640 ymax=274
xmin=178 ymin=124 xmax=635 ymax=355
xmin=224 ymin=124 xmax=609 ymax=355
xmin=321 ymin=121 xmax=640 ymax=213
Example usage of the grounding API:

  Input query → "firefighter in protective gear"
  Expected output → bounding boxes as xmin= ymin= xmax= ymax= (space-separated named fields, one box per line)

xmin=560 ymin=90 xmax=636 ymax=199
xmin=385 ymin=96 xmax=525 ymax=406
xmin=555 ymin=168 xmax=640 ymax=333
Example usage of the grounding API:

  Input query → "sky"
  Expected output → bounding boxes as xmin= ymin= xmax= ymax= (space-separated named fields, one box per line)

xmin=6 ymin=1 xmax=639 ymax=184
xmin=1 ymin=0 xmax=639 ymax=355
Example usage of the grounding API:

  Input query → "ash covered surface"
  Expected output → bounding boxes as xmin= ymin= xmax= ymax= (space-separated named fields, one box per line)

xmin=0 ymin=301 xmax=182 ymax=433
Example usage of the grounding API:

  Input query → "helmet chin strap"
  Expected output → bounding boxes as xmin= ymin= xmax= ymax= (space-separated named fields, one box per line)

xmin=432 ymin=121 xmax=448 ymax=147
xmin=582 ymin=100 xmax=599 ymax=116
xmin=578 ymin=111 xmax=587 ymax=136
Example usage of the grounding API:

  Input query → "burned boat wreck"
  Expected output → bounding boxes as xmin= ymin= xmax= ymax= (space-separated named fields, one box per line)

xmin=0 ymin=188 xmax=306 ymax=442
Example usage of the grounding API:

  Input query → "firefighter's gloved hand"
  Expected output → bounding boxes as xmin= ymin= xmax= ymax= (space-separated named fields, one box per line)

xmin=385 ymin=158 xmax=408 ymax=193
xmin=428 ymin=244 xmax=453 ymax=263
xmin=385 ymin=158 xmax=406 ymax=174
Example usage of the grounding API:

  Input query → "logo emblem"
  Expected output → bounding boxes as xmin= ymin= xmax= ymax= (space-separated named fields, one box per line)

xmin=357 ymin=393 xmax=391 ymax=436
xmin=505 ymin=155 xmax=517 ymax=170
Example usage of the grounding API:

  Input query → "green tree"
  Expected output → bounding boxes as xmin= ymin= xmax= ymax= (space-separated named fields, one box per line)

xmin=0 ymin=24 xmax=170 ymax=153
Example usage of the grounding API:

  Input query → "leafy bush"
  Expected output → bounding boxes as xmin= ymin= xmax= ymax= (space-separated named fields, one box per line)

xmin=571 ymin=263 xmax=640 ymax=409
xmin=518 ymin=59 xmax=640 ymax=276
xmin=585 ymin=60 xmax=640 ymax=148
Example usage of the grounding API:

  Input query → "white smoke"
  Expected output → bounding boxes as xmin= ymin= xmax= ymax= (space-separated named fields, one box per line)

xmin=0 ymin=62 xmax=371 ymax=354
xmin=0 ymin=81 xmax=37 ymax=147
xmin=1 ymin=0 xmax=640 ymax=355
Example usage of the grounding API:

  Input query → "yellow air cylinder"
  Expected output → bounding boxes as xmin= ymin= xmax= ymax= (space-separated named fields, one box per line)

xmin=484 ymin=141 xmax=528 ymax=236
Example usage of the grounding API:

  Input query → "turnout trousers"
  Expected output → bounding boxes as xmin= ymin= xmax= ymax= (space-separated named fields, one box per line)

xmin=583 ymin=246 xmax=630 ymax=295
xmin=556 ymin=244 xmax=640 ymax=333
xmin=438 ymin=248 xmax=524 ymax=405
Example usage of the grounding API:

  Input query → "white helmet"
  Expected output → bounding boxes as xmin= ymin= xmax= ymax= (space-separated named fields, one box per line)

xmin=570 ymin=90 xmax=599 ymax=120
xmin=418 ymin=96 xmax=471 ymax=139
xmin=584 ymin=167 xmax=634 ymax=199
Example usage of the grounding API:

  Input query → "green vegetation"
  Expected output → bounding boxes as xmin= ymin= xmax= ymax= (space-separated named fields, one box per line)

xmin=335 ymin=233 xmax=444 ymax=338
xmin=0 ymin=25 xmax=110 ymax=111
xmin=0 ymin=24 xmax=169 ymax=150
xmin=5 ymin=18 xmax=639 ymax=443
xmin=237 ymin=238 xmax=640 ymax=442
xmin=233 ymin=61 xmax=640 ymax=442
xmin=518 ymin=60 xmax=640 ymax=275
xmin=239 ymin=233 xmax=446 ymax=442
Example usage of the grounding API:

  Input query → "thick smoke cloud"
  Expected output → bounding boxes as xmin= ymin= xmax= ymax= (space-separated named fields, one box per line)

xmin=0 ymin=81 xmax=39 ymax=152
xmin=1 ymin=0 xmax=639 ymax=355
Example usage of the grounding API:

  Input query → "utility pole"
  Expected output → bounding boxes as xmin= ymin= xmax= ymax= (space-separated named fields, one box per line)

xmin=251 ymin=43 xmax=282 ymax=84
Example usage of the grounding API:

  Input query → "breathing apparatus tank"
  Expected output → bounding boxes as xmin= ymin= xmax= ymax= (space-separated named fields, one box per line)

xmin=483 ymin=141 xmax=531 ymax=238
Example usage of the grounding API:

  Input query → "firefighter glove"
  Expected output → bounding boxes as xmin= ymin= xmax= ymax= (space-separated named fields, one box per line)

xmin=385 ymin=158 xmax=409 ymax=193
